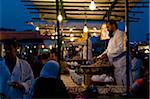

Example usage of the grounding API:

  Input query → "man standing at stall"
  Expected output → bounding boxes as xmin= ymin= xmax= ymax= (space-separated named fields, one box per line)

xmin=97 ymin=20 xmax=128 ymax=85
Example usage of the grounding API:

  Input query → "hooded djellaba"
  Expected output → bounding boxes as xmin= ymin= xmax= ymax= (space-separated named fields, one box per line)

xmin=32 ymin=60 xmax=70 ymax=98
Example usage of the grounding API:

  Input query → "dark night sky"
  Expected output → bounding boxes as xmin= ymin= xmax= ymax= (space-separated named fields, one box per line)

xmin=0 ymin=0 xmax=149 ymax=42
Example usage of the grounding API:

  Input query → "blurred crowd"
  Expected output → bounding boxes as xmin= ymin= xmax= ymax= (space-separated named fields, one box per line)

xmin=0 ymin=39 xmax=149 ymax=99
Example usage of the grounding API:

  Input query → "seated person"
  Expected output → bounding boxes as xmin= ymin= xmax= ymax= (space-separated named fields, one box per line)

xmin=131 ymin=48 xmax=144 ymax=82
xmin=32 ymin=60 xmax=70 ymax=98
xmin=130 ymin=64 xmax=149 ymax=98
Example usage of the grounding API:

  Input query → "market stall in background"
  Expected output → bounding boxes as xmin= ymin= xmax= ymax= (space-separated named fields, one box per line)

xmin=20 ymin=0 xmax=149 ymax=97
xmin=0 ymin=0 xmax=149 ymax=98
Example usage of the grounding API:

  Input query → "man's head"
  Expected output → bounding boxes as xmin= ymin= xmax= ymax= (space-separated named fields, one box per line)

xmin=41 ymin=53 xmax=50 ymax=64
xmin=49 ymin=48 xmax=58 ymax=61
xmin=106 ymin=20 xmax=118 ymax=37
xmin=4 ymin=40 xmax=18 ymax=59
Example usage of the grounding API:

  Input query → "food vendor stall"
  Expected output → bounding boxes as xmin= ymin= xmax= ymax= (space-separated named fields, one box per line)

xmin=21 ymin=0 xmax=149 ymax=96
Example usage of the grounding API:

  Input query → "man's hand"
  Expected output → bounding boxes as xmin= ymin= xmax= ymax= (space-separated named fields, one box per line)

xmin=100 ymin=54 xmax=108 ymax=59
xmin=97 ymin=54 xmax=108 ymax=61
xmin=10 ymin=82 xmax=25 ymax=91
xmin=93 ymin=56 xmax=100 ymax=62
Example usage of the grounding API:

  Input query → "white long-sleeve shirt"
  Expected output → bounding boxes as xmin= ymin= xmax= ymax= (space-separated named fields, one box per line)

xmin=0 ymin=57 xmax=34 ymax=98
xmin=97 ymin=29 xmax=129 ymax=85
xmin=98 ymin=29 xmax=126 ymax=62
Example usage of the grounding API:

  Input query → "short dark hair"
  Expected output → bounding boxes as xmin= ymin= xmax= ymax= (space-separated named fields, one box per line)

xmin=41 ymin=53 xmax=50 ymax=60
xmin=51 ymin=48 xmax=58 ymax=56
xmin=4 ymin=39 xmax=18 ymax=48
xmin=106 ymin=20 xmax=118 ymax=29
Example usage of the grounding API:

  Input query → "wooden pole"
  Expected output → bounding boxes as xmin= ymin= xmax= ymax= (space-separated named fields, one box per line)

xmin=125 ymin=0 xmax=130 ymax=94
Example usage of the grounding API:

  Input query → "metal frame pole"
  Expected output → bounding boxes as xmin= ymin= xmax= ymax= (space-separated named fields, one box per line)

xmin=125 ymin=0 xmax=130 ymax=94
xmin=56 ymin=0 xmax=61 ymax=64
xmin=87 ymin=33 xmax=88 ymax=60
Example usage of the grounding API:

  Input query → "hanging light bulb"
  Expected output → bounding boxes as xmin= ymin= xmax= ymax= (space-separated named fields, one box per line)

xmin=35 ymin=26 xmax=40 ymax=31
xmin=49 ymin=45 xmax=53 ymax=50
xmin=89 ymin=0 xmax=96 ymax=10
xmin=93 ymin=27 xmax=97 ymax=31
xmin=70 ymin=34 xmax=74 ymax=37
xmin=55 ymin=32 xmax=58 ymax=35
xmin=83 ymin=24 xmax=88 ymax=32
xmin=41 ymin=45 xmax=45 ymax=48
xmin=55 ymin=36 xmax=58 ymax=39
xmin=70 ymin=33 xmax=75 ymax=41
xmin=51 ymin=36 xmax=55 ymax=40
xmin=57 ymin=14 xmax=63 ymax=22
xmin=70 ymin=38 xmax=75 ymax=41
xmin=69 ymin=28 xmax=73 ymax=32
xmin=93 ymin=27 xmax=97 ymax=37
xmin=93 ymin=33 xmax=97 ymax=37
xmin=62 ymin=41 xmax=64 ymax=44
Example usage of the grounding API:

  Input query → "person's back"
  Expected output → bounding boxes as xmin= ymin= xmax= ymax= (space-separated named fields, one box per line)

xmin=130 ymin=77 xmax=149 ymax=98
xmin=32 ymin=60 xmax=70 ymax=98
xmin=33 ymin=77 xmax=69 ymax=98
xmin=131 ymin=57 xmax=143 ymax=81
xmin=130 ymin=62 xmax=149 ymax=98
